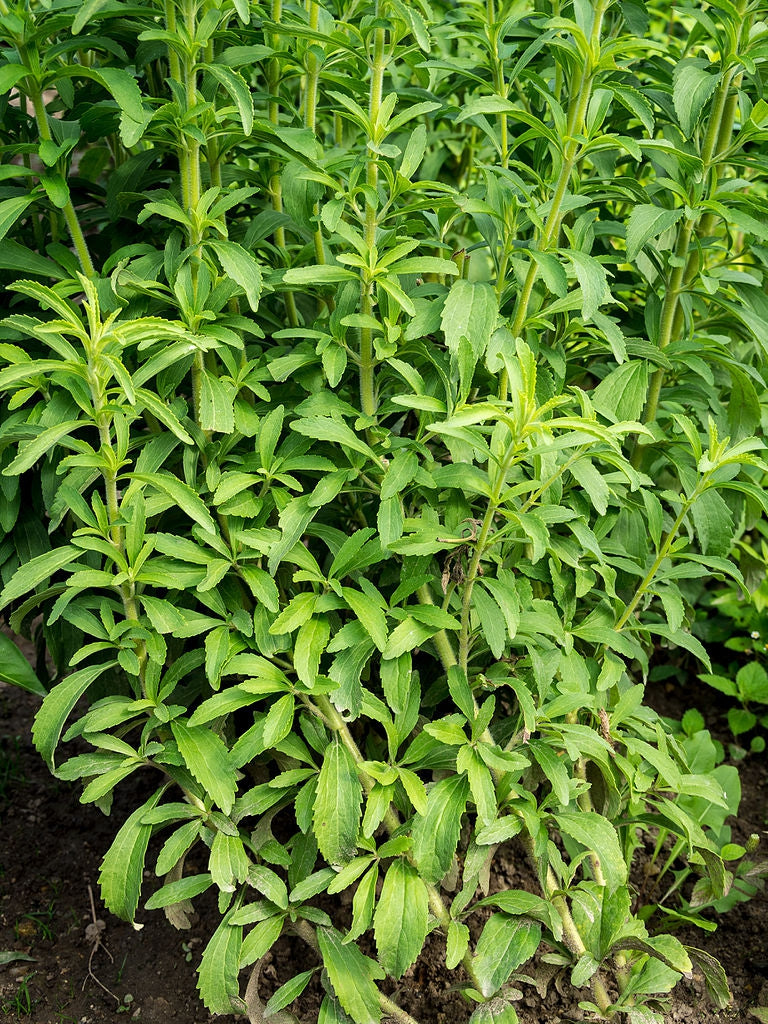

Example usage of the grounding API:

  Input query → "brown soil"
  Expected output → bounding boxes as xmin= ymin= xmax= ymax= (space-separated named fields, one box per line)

xmin=0 ymin=679 xmax=766 ymax=1024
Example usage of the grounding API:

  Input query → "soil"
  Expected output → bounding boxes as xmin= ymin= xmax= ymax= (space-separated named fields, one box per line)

xmin=1 ymin=674 xmax=766 ymax=1024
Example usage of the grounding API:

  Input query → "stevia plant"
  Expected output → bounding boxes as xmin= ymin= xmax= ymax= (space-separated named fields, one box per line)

xmin=1 ymin=0 xmax=768 ymax=1022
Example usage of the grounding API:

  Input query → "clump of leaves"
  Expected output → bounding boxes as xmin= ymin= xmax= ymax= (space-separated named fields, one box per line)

xmin=1 ymin=0 xmax=767 ymax=1022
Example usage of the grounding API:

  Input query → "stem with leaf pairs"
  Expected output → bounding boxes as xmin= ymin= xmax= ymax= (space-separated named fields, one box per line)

xmin=83 ymin=310 xmax=148 ymax=691
xmin=359 ymin=23 xmax=387 ymax=419
xmin=641 ymin=0 xmax=750 ymax=427
xmin=268 ymin=0 xmax=300 ymax=327
xmin=19 ymin=53 xmax=95 ymax=276
xmin=309 ymin=693 xmax=487 ymax=994
xmin=303 ymin=0 xmax=328 ymax=273
xmin=499 ymin=0 xmax=610 ymax=400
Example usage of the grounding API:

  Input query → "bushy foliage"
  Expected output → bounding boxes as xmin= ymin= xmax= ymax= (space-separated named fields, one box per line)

xmin=1 ymin=0 xmax=768 ymax=1021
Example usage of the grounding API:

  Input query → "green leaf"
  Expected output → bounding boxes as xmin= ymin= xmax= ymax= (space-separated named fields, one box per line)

xmin=690 ymin=488 xmax=733 ymax=557
xmin=317 ymin=927 xmax=383 ymax=1024
xmin=373 ymin=860 xmax=429 ymax=978
xmin=566 ymin=250 xmax=609 ymax=322
xmin=202 ymin=64 xmax=254 ymax=135
xmin=530 ymin=740 xmax=570 ymax=806
xmin=625 ymin=205 xmax=684 ymax=262
xmin=263 ymin=969 xmax=315 ymax=1017
xmin=291 ymin=417 xmax=379 ymax=463
xmin=380 ymin=450 xmax=418 ymax=501
xmin=294 ymin=615 xmax=330 ymax=686
xmin=591 ymin=360 xmax=648 ymax=422
xmin=686 ymin=947 xmax=732 ymax=1010
xmin=208 ymin=240 xmax=262 ymax=310
xmin=342 ymin=587 xmax=388 ymax=651
xmin=198 ymin=911 xmax=244 ymax=1014
xmin=4 ymin=420 xmax=84 ymax=475
xmin=145 ymin=873 xmax=213 ymax=909
xmin=171 ymin=721 xmax=236 ymax=814
xmin=0 ymin=545 xmax=82 ymax=611
xmin=239 ymin=914 xmax=284 ymax=968
xmin=284 ymin=265 xmax=357 ymax=284
xmin=0 ymin=632 xmax=46 ymax=696
xmin=468 ymin=998 xmax=520 ymax=1024
xmin=0 ymin=194 xmax=37 ymax=242
xmin=250 ymin=864 xmax=289 ymax=909
xmin=313 ymin=739 xmax=363 ymax=865
xmin=92 ymin=67 xmax=151 ymax=146
xmin=99 ymin=787 xmax=163 ymax=923
xmin=411 ymin=774 xmax=469 ymax=884
xmin=441 ymin=279 xmax=498 ymax=360
xmin=673 ymin=59 xmax=720 ymax=137
xmin=554 ymin=812 xmax=627 ymax=892
xmin=33 ymin=662 xmax=116 ymax=768
xmin=131 ymin=473 xmax=216 ymax=533
xmin=473 ymin=914 xmax=541 ymax=997
xmin=199 ymin=370 xmax=235 ymax=434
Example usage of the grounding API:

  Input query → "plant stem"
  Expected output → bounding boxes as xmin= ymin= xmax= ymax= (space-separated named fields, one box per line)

xmin=268 ymin=0 xmax=299 ymax=327
xmin=359 ymin=23 xmax=386 ymax=418
xmin=499 ymin=0 xmax=609 ymax=400
xmin=303 ymin=0 xmax=330 ymax=277
xmin=641 ymin=0 xmax=750 ymax=427
xmin=614 ymin=480 xmax=707 ymax=631
xmin=311 ymin=692 xmax=486 ymax=992
xmin=24 ymin=71 xmax=95 ymax=276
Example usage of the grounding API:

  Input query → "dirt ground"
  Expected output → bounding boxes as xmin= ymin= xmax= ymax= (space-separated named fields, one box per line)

xmin=1 ymin=677 xmax=766 ymax=1024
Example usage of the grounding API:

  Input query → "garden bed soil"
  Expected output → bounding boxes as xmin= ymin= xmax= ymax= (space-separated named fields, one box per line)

xmin=1 ymin=678 xmax=766 ymax=1024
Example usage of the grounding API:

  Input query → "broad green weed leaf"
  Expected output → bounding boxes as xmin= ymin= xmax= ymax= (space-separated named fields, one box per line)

xmin=202 ymin=64 xmax=254 ymax=135
xmin=0 ymin=546 xmax=82 ymax=611
xmin=673 ymin=59 xmax=720 ymax=137
xmin=0 ymin=195 xmax=37 ymax=242
xmin=473 ymin=914 xmax=541 ymax=997
xmin=131 ymin=473 xmax=217 ymax=534
xmin=208 ymin=240 xmax=262 ymax=310
xmin=145 ymin=873 xmax=213 ymax=909
xmin=441 ymin=279 xmax=498 ymax=359
xmin=411 ymin=775 xmax=469 ymax=884
xmin=198 ymin=911 xmax=244 ymax=1014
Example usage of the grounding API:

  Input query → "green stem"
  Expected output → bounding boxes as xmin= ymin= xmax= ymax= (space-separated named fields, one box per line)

xmin=25 ymin=73 xmax=95 ymax=276
xmin=642 ymin=2 xmax=750 ymax=427
xmin=615 ymin=481 xmax=706 ymax=631
xmin=312 ymin=693 xmax=485 ymax=992
xmin=359 ymin=24 xmax=386 ymax=418
xmin=499 ymin=0 xmax=609 ymax=400
xmin=303 ymin=0 xmax=330 ymax=282
xmin=268 ymin=0 xmax=299 ymax=327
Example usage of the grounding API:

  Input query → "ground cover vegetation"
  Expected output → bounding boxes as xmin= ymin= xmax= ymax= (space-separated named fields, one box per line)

xmin=0 ymin=0 xmax=767 ymax=1020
